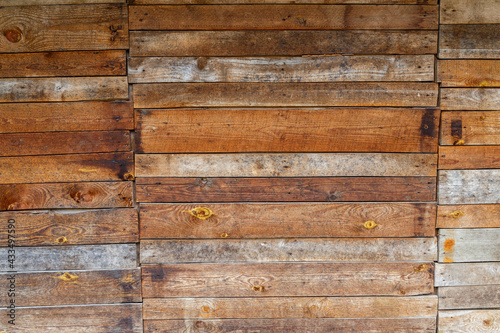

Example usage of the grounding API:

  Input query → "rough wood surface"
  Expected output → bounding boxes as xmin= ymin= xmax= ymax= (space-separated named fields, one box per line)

xmin=130 ymin=30 xmax=437 ymax=56
xmin=439 ymin=25 xmax=500 ymax=59
xmin=0 ymin=181 xmax=133 ymax=211
xmin=0 ymin=77 xmax=128 ymax=102
xmin=0 ymin=269 xmax=141 ymax=306
xmin=134 ymin=0 xmax=438 ymax=3
xmin=439 ymin=285 xmax=500 ymax=310
xmin=440 ymin=0 xmax=500 ymax=24
xmin=438 ymin=228 xmax=500 ymax=263
xmin=0 ymin=4 xmax=128 ymax=53
xmin=0 ymin=244 xmax=137 ymax=271
xmin=441 ymin=111 xmax=500 ymax=146
xmin=136 ymin=153 xmax=437 ymax=178
xmin=435 ymin=263 xmax=500 ymax=286
xmin=0 ymin=101 xmax=134 ymax=133
xmin=437 ymin=204 xmax=500 ymax=228
xmin=133 ymin=83 xmax=438 ymax=108
xmin=438 ymin=310 xmax=500 ymax=332
xmin=136 ymin=177 xmax=436 ymax=203
xmin=140 ymin=203 xmax=437 ymax=239
xmin=438 ymin=170 xmax=500 ymax=205
xmin=136 ymin=108 xmax=440 ymax=153
xmin=128 ymin=55 xmax=435 ymax=83
xmin=437 ymin=60 xmax=500 ymax=87
xmin=441 ymin=88 xmax=500 ymax=110
xmin=142 ymin=262 xmax=434 ymax=297
xmin=129 ymin=5 xmax=438 ymax=30
xmin=0 ymin=208 xmax=138 ymax=246
xmin=439 ymin=146 xmax=500 ymax=169
xmin=0 ymin=50 xmax=126 ymax=78
xmin=4 ymin=0 xmax=125 ymax=4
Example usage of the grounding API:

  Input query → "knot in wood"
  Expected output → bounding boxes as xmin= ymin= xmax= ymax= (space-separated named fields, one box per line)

xmin=363 ymin=220 xmax=377 ymax=229
xmin=449 ymin=210 xmax=465 ymax=218
xmin=184 ymin=207 xmax=213 ymax=220
xmin=5 ymin=29 xmax=22 ymax=43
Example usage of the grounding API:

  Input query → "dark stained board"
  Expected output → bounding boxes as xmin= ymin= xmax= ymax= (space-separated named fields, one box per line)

xmin=437 ymin=204 xmax=500 ymax=229
xmin=441 ymin=111 xmax=500 ymax=146
xmin=438 ymin=310 xmax=500 ymax=332
xmin=440 ymin=0 xmax=500 ymax=24
xmin=435 ymin=263 xmax=500 ymax=286
xmin=441 ymin=88 xmax=500 ymax=111
xmin=437 ymin=60 xmax=500 ymax=87
xmin=4 ymin=0 xmax=125 ymax=4
xmin=439 ymin=146 xmax=500 ymax=169
xmin=438 ymin=228 xmax=500 ymax=263
xmin=439 ymin=25 xmax=500 ymax=59
xmin=439 ymin=285 xmax=500 ymax=310
xmin=438 ymin=170 xmax=500 ymax=205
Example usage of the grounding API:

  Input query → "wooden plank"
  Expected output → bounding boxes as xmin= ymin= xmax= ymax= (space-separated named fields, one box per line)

xmin=144 ymin=296 xmax=437 ymax=319
xmin=128 ymin=55 xmax=435 ymax=83
xmin=438 ymin=310 xmax=500 ymax=332
xmin=142 ymin=262 xmax=435 ymax=297
xmin=140 ymin=203 xmax=437 ymax=239
xmin=136 ymin=108 xmax=440 ymax=154
xmin=133 ymin=83 xmax=438 ymax=108
xmin=441 ymin=0 xmax=500 ymax=24
xmin=0 ymin=269 xmax=141 ymax=307
xmin=439 ymin=25 xmax=500 ymax=59
xmin=136 ymin=177 xmax=436 ymax=203
xmin=0 ymin=50 xmax=126 ymax=78
xmin=130 ymin=30 xmax=437 ymax=56
xmin=0 ymin=304 xmax=142 ymax=332
xmin=438 ymin=228 xmax=500 ymax=263
xmin=0 ymin=4 xmax=128 ymax=53
xmin=0 ymin=208 xmax=138 ymax=246
xmin=0 ymin=182 xmax=133 ymax=211
xmin=136 ymin=153 xmax=438 ymax=178
xmin=0 ymin=153 xmax=134 ymax=184
xmin=0 ymin=77 xmax=128 ymax=103
xmin=437 ymin=60 xmax=500 ymax=87
xmin=129 ymin=5 xmax=438 ymax=30
xmin=0 ymin=101 xmax=134 ymax=133
xmin=437 ymin=204 xmax=500 ymax=228
xmin=441 ymin=111 xmax=500 ymax=146
xmin=140 ymin=238 xmax=437 ymax=263
xmin=435 ymin=263 xmax=500 ymax=286
xmin=439 ymin=285 xmax=500 ymax=310
xmin=438 ymin=170 xmax=500 ymax=205
xmin=0 ymin=131 xmax=131 ymax=156
xmin=441 ymin=88 xmax=500 ymax=111
xmin=5 ymin=0 xmax=125 ymax=4
xmin=0 ymin=244 xmax=136 ymax=271
xmin=134 ymin=0 xmax=439 ymax=4
xmin=439 ymin=146 xmax=500 ymax=169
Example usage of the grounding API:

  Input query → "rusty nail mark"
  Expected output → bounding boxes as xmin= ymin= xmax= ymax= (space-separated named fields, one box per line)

xmin=449 ymin=210 xmax=465 ymax=218
xmin=55 ymin=236 xmax=67 ymax=244
xmin=220 ymin=232 xmax=229 ymax=238
xmin=444 ymin=239 xmax=455 ymax=254
xmin=363 ymin=221 xmax=377 ymax=229
xmin=184 ymin=207 xmax=213 ymax=220
xmin=480 ymin=115 xmax=486 ymax=120
xmin=4 ymin=29 xmax=22 ymax=43
xmin=123 ymin=172 xmax=135 ymax=180
xmin=454 ymin=139 xmax=465 ymax=146
xmin=201 ymin=306 xmax=211 ymax=313
xmin=443 ymin=257 xmax=454 ymax=263
xmin=55 ymin=272 xmax=78 ymax=282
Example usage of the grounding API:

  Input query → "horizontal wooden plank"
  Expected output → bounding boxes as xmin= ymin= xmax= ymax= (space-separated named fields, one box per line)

xmin=130 ymin=5 xmax=437 ymax=30
xmin=144 ymin=296 xmax=437 ymax=319
xmin=0 ymin=50 xmax=126 ymax=78
xmin=141 ymin=238 xmax=437 ymax=263
xmin=142 ymin=262 xmax=434 ymax=297
xmin=438 ymin=310 xmax=500 ymax=332
xmin=136 ymin=153 xmax=437 ymax=178
xmin=0 ymin=153 xmax=134 ymax=184
xmin=140 ymin=203 xmax=437 ymax=239
xmin=129 ymin=55 xmax=435 ymax=83
xmin=438 ymin=228 xmax=500 ymax=263
xmin=136 ymin=108 xmax=440 ymax=154
xmin=0 ymin=131 xmax=131 ymax=156
xmin=0 ymin=244 xmax=136 ymax=271
xmin=437 ymin=204 xmax=500 ymax=228
xmin=437 ymin=60 xmax=500 ymax=87
xmin=0 ymin=304 xmax=142 ymax=332
xmin=134 ymin=0 xmax=438 ymax=3
xmin=4 ymin=0 xmax=125 ymax=4
xmin=439 ymin=25 xmax=500 ymax=59
xmin=0 ymin=269 xmax=141 ymax=307
xmin=441 ymin=88 xmax=500 ymax=110
xmin=441 ymin=111 xmax=500 ymax=146
xmin=439 ymin=285 xmax=500 ymax=310
xmin=439 ymin=146 xmax=500 ymax=169
xmin=441 ymin=0 xmax=500 ymax=24
xmin=0 ymin=208 xmax=138 ymax=246
xmin=0 ymin=4 xmax=128 ymax=53
xmin=130 ymin=30 xmax=437 ymax=56
xmin=0 ymin=101 xmax=134 ymax=133
xmin=438 ymin=170 xmax=500 ymax=205
xmin=0 ymin=181 xmax=133 ymax=210
xmin=435 ymin=263 xmax=500 ymax=286
xmin=133 ymin=83 xmax=438 ymax=108
xmin=0 ymin=77 xmax=128 ymax=103
xmin=137 ymin=177 xmax=436 ymax=203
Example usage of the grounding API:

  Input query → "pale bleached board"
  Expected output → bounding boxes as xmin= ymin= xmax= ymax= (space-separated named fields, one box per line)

xmin=439 ymin=146 xmax=500 ymax=169
xmin=438 ymin=170 xmax=500 ymax=205
xmin=435 ymin=263 xmax=500 ymax=286
xmin=439 ymin=310 xmax=500 ymax=332
xmin=441 ymin=111 xmax=500 ymax=146
xmin=439 ymin=285 xmax=500 ymax=310
xmin=129 ymin=55 xmax=435 ymax=83
xmin=441 ymin=88 xmax=500 ymax=110
xmin=438 ymin=228 xmax=500 ymax=263
xmin=437 ymin=204 xmax=500 ymax=228
xmin=438 ymin=60 xmax=500 ymax=87
xmin=439 ymin=25 xmax=500 ymax=59
xmin=441 ymin=0 xmax=500 ymax=24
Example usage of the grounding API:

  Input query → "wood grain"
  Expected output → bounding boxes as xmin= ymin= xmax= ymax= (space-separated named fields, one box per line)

xmin=142 ymin=262 xmax=434 ymax=297
xmin=136 ymin=177 xmax=436 ymax=203
xmin=140 ymin=203 xmax=437 ymax=239
xmin=439 ymin=146 xmax=500 ymax=169
xmin=441 ymin=111 xmax=500 ymax=146
xmin=0 ymin=208 xmax=138 ymax=246
xmin=441 ymin=0 xmax=500 ymax=24
xmin=438 ymin=60 xmax=500 ymax=87
xmin=441 ymin=88 xmax=500 ymax=110
xmin=134 ymin=0 xmax=438 ymax=3
xmin=136 ymin=108 xmax=440 ymax=153
xmin=4 ymin=0 xmax=125 ymax=4
xmin=130 ymin=30 xmax=437 ymax=56
xmin=0 ymin=4 xmax=128 ymax=53
xmin=0 ymin=269 xmax=141 ymax=306
xmin=133 ymin=83 xmax=438 ymax=108
xmin=438 ymin=170 xmax=500 ymax=205
xmin=439 ymin=25 xmax=500 ymax=59
xmin=438 ymin=310 xmax=500 ymax=332
xmin=437 ymin=204 xmax=500 ymax=228
xmin=438 ymin=228 xmax=500 ymax=263
xmin=435 ymin=263 xmax=500 ymax=286
xmin=128 ymin=55 xmax=435 ymax=83
xmin=0 ymin=182 xmax=133 ymax=211
xmin=439 ymin=285 xmax=500 ymax=310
